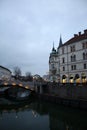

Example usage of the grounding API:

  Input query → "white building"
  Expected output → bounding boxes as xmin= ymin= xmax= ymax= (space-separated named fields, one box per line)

xmin=49 ymin=29 xmax=87 ymax=83
xmin=0 ymin=66 xmax=12 ymax=81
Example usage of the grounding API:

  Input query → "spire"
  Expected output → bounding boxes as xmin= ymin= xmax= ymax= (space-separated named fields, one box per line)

xmin=59 ymin=35 xmax=62 ymax=47
xmin=52 ymin=41 xmax=56 ymax=53
xmin=52 ymin=41 xmax=55 ymax=51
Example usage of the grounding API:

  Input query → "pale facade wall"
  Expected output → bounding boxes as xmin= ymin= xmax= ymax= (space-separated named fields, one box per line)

xmin=49 ymin=30 xmax=87 ymax=83
xmin=59 ymin=38 xmax=87 ymax=83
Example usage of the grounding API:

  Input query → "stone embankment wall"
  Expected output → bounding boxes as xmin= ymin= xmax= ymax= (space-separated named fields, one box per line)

xmin=36 ymin=83 xmax=87 ymax=109
xmin=48 ymin=83 xmax=87 ymax=100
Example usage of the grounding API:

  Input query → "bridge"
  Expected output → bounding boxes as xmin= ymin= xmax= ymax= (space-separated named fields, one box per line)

xmin=0 ymin=80 xmax=48 ymax=94
xmin=0 ymin=80 xmax=35 ymax=91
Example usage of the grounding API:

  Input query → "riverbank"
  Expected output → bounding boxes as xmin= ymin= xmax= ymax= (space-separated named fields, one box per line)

xmin=36 ymin=93 xmax=87 ymax=110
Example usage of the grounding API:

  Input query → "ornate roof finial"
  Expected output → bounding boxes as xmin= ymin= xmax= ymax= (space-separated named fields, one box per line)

xmin=59 ymin=35 xmax=63 ymax=47
xmin=52 ymin=41 xmax=56 ymax=53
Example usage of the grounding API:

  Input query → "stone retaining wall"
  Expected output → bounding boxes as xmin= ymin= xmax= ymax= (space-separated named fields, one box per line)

xmin=37 ymin=93 xmax=87 ymax=110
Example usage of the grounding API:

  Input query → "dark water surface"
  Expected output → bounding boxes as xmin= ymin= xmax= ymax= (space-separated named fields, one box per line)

xmin=0 ymin=98 xmax=87 ymax=130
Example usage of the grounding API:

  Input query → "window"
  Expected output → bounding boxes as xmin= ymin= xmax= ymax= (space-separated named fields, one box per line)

xmin=71 ymin=65 xmax=76 ymax=70
xmin=73 ymin=45 xmax=75 ymax=51
xmin=71 ymin=55 xmax=76 ymax=62
xmin=62 ymin=47 xmax=64 ymax=54
xmin=62 ymin=57 xmax=65 ymax=63
xmin=82 ymin=43 xmax=85 ymax=49
xmin=70 ymin=46 xmax=73 ymax=52
xmin=73 ymin=55 xmax=76 ymax=61
xmin=71 ymin=65 xmax=73 ymax=70
xmin=52 ymin=64 xmax=54 ymax=69
xmin=82 ymin=42 xmax=87 ymax=49
xmin=71 ymin=56 xmax=72 ymax=62
xmin=86 ymin=42 xmax=87 ymax=48
xmin=63 ymin=66 xmax=65 ymax=71
xmin=83 ymin=53 xmax=85 ymax=60
xmin=86 ymin=53 xmax=87 ymax=59
xmin=74 ymin=65 xmax=76 ymax=70
xmin=84 ymin=64 xmax=87 ymax=69
xmin=83 ymin=52 xmax=87 ymax=60
xmin=70 ymin=45 xmax=75 ymax=52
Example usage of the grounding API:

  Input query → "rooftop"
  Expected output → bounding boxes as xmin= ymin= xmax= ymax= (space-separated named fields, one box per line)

xmin=62 ymin=29 xmax=87 ymax=47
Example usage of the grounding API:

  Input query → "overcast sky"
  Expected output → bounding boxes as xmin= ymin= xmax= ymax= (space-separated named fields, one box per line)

xmin=0 ymin=0 xmax=87 ymax=76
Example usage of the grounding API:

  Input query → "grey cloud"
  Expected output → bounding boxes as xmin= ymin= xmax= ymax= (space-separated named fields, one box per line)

xmin=0 ymin=0 xmax=87 ymax=76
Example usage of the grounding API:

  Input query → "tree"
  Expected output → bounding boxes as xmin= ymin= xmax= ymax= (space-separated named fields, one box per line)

xmin=13 ymin=66 xmax=22 ymax=79
xmin=25 ymin=72 xmax=33 ymax=81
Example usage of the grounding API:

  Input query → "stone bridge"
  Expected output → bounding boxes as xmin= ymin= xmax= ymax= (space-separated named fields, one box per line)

xmin=0 ymin=80 xmax=48 ymax=94
xmin=0 ymin=80 xmax=35 ymax=91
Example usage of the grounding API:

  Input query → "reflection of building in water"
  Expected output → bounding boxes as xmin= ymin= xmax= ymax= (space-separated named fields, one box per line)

xmin=0 ymin=111 xmax=3 ymax=119
xmin=32 ymin=110 xmax=38 ymax=117
xmin=49 ymin=116 xmax=72 ymax=130
xmin=49 ymin=29 xmax=87 ymax=83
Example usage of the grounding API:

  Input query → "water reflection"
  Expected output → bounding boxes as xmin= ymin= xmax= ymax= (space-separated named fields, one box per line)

xmin=0 ymin=98 xmax=87 ymax=130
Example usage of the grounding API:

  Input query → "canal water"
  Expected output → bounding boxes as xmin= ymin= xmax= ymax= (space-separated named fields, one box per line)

xmin=0 ymin=98 xmax=87 ymax=130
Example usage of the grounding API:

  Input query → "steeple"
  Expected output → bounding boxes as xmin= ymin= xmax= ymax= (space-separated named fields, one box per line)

xmin=59 ymin=35 xmax=63 ymax=47
xmin=52 ymin=41 xmax=55 ymax=52
xmin=51 ymin=41 xmax=56 ymax=54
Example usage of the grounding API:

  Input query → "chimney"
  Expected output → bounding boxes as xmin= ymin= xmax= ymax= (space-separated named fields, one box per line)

xmin=79 ymin=32 xmax=81 ymax=36
xmin=84 ymin=29 xmax=87 ymax=34
xmin=74 ymin=34 xmax=78 ymax=37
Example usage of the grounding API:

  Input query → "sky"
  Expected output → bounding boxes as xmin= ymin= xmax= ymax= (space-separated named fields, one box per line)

xmin=0 ymin=0 xmax=87 ymax=76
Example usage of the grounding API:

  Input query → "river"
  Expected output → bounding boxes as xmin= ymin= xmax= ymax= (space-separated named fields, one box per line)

xmin=0 ymin=97 xmax=87 ymax=130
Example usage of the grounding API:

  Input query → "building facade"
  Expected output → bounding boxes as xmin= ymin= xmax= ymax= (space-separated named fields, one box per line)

xmin=0 ymin=66 xmax=12 ymax=81
xmin=49 ymin=29 xmax=87 ymax=83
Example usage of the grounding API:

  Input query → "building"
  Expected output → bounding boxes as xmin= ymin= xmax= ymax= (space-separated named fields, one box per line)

xmin=49 ymin=29 xmax=87 ymax=83
xmin=49 ymin=42 xmax=59 ymax=82
xmin=43 ymin=74 xmax=50 ymax=82
xmin=0 ymin=65 xmax=12 ymax=81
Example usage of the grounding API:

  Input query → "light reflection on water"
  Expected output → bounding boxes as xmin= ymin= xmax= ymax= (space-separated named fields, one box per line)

xmin=0 ymin=98 xmax=87 ymax=130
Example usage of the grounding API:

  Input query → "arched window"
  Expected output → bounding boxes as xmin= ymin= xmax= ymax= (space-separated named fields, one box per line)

xmin=62 ymin=75 xmax=66 ymax=79
xmin=74 ymin=74 xmax=79 ymax=80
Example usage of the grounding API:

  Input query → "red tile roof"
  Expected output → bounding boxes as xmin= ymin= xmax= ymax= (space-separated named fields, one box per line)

xmin=62 ymin=30 xmax=87 ymax=47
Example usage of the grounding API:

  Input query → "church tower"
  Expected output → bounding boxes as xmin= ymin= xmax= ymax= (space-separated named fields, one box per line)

xmin=49 ymin=42 xmax=58 ymax=82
